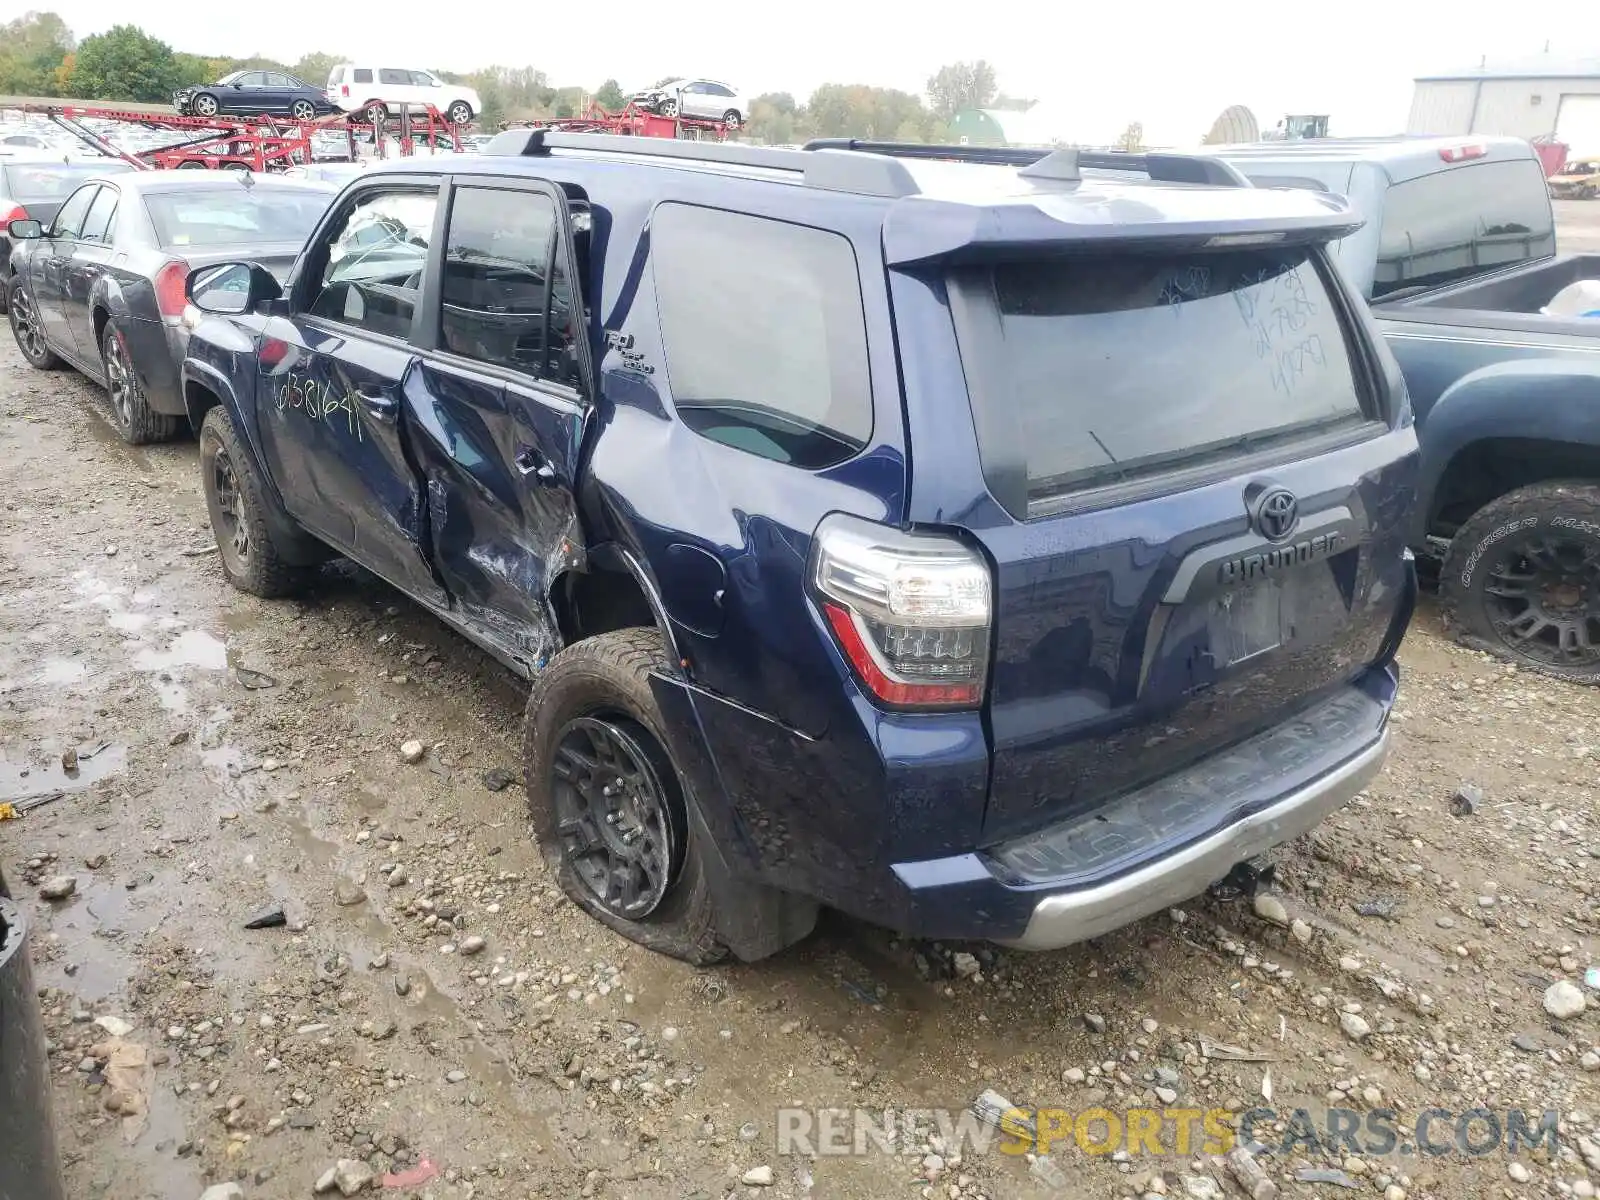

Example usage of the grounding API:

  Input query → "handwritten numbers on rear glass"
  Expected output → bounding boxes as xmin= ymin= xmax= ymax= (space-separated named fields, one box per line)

xmin=1234 ymin=263 xmax=1326 ymax=397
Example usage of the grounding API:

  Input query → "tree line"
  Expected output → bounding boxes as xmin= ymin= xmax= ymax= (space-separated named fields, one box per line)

xmin=0 ymin=12 xmax=1038 ymax=143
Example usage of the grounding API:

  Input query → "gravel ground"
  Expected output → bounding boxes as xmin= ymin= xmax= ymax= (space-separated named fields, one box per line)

xmin=3 ymin=206 xmax=1600 ymax=1200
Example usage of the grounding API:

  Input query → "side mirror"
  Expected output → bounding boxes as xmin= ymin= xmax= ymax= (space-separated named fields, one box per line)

xmin=6 ymin=219 xmax=42 ymax=240
xmin=187 ymin=261 xmax=283 ymax=316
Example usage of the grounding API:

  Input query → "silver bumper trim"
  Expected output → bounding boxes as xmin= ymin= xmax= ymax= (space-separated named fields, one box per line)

xmin=1000 ymin=728 xmax=1390 ymax=952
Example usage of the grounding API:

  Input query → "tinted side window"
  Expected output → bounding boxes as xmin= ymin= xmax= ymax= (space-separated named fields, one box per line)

xmin=440 ymin=186 xmax=576 ymax=383
xmin=651 ymin=204 xmax=871 ymax=469
xmin=265 ymin=73 xmax=295 ymax=88
xmin=352 ymin=68 xmax=373 ymax=84
xmin=1375 ymin=159 xmax=1556 ymax=298
xmin=239 ymin=72 xmax=267 ymax=87
xmin=708 ymin=84 xmax=735 ymax=98
xmin=409 ymin=72 xmax=435 ymax=87
xmin=51 ymin=185 xmax=98 ymax=239
xmin=78 ymin=187 xmax=118 ymax=244
xmin=307 ymin=187 xmax=438 ymax=340
xmin=379 ymin=68 xmax=411 ymax=86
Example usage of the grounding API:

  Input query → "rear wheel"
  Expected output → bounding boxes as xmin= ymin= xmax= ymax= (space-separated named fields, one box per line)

xmin=101 ymin=321 xmax=179 ymax=445
xmin=1440 ymin=480 xmax=1600 ymax=683
xmin=290 ymin=99 xmax=316 ymax=121
xmin=176 ymin=161 xmax=207 ymax=170
xmin=7 ymin=281 xmax=58 ymax=369
xmin=191 ymin=93 xmax=220 ymax=117
xmin=722 ymin=109 xmax=742 ymax=128
xmin=523 ymin=629 xmax=730 ymax=965
xmin=365 ymin=101 xmax=387 ymax=125
xmin=200 ymin=407 xmax=310 ymax=598
xmin=447 ymin=100 xmax=473 ymax=125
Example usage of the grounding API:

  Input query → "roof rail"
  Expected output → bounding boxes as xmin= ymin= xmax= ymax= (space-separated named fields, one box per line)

xmin=482 ymin=128 xmax=920 ymax=197
xmin=800 ymin=139 xmax=1252 ymax=187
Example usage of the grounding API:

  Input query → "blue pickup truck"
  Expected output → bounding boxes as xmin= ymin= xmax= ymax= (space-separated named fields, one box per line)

xmin=177 ymin=134 xmax=1418 ymax=962
xmin=1212 ymin=137 xmax=1600 ymax=683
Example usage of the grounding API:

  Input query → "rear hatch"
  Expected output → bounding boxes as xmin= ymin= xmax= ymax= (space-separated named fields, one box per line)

xmin=899 ymin=202 xmax=1414 ymax=845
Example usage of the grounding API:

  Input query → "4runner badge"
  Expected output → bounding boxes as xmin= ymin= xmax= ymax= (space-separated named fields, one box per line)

xmin=605 ymin=330 xmax=654 ymax=375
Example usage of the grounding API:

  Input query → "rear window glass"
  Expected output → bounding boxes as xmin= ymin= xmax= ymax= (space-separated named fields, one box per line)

xmin=955 ymin=247 xmax=1368 ymax=511
xmin=651 ymin=203 xmax=872 ymax=470
xmin=1 ymin=162 xmax=133 ymax=200
xmin=1375 ymin=159 xmax=1556 ymax=298
xmin=144 ymin=188 xmax=330 ymax=248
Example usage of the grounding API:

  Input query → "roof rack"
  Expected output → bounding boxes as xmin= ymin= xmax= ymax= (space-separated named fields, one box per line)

xmin=801 ymin=139 xmax=1252 ymax=187
xmin=483 ymin=127 xmax=921 ymax=197
xmin=480 ymin=128 xmax=1249 ymax=198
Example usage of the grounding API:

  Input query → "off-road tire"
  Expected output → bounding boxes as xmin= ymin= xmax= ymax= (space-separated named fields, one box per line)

xmin=8 ymin=280 xmax=59 ymax=369
xmin=101 ymin=321 xmax=180 ymax=445
xmin=523 ymin=629 xmax=730 ymax=966
xmin=199 ymin=406 xmax=309 ymax=598
xmin=1440 ymin=479 xmax=1600 ymax=684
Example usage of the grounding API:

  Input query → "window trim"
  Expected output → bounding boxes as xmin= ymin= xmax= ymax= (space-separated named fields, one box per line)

xmin=946 ymin=245 xmax=1386 ymax=522
xmin=290 ymin=177 xmax=444 ymax=351
xmin=49 ymin=184 xmax=100 ymax=240
xmin=414 ymin=175 xmax=593 ymax=405
xmin=77 ymin=183 xmax=120 ymax=245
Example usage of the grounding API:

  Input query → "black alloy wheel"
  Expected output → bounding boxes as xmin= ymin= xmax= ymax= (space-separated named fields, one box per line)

xmin=103 ymin=327 xmax=134 ymax=430
xmin=1478 ymin=532 xmax=1600 ymax=670
xmin=8 ymin=283 xmax=54 ymax=367
xmin=211 ymin=446 xmax=251 ymax=571
xmin=548 ymin=715 xmax=682 ymax=920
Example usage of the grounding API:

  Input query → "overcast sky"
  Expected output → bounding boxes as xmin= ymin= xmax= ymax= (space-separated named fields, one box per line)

xmin=29 ymin=0 xmax=1597 ymax=145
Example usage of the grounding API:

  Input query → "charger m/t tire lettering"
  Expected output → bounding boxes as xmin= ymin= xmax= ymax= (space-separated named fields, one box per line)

xmin=1441 ymin=480 xmax=1600 ymax=683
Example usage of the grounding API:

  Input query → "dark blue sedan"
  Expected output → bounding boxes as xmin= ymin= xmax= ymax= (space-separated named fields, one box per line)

xmin=174 ymin=70 xmax=337 ymax=121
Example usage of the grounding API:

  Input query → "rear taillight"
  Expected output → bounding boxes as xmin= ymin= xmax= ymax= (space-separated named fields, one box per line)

xmin=1 ymin=203 xmax=27 ymax=225
xmin=812 ymin=514 xmax=992 ymax=710
xmin=341 ymin=84 xmax=350 ymax=97
xmin=154 ymin=260 xmax=189 ymax=322
xmin=1439 ymin=143 xmax=1488 ymax=162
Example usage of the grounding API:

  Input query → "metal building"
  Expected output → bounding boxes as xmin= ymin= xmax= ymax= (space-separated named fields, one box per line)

xmin=1408 ymin=55 xmax=1600 ymax=153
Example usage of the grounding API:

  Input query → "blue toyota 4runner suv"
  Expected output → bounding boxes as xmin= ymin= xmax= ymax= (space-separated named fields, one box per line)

xmin=179 ymin=133 xmax=1419 ymax=964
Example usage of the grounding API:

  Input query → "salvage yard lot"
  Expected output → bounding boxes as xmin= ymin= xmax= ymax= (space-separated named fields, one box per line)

xmin=2 ymin=201 xmax=1599 ymax=1200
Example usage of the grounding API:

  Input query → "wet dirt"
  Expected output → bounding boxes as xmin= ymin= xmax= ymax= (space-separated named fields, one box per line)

xmin=3 ymin=268 xmax=1600 ymax=1200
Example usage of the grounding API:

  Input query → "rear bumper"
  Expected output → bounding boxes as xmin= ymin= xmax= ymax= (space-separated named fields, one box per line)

xmin=1003 ymin=723 xmax=1388 ymax=949
xmin=886 ymin=663 xmax=1398 ymax=947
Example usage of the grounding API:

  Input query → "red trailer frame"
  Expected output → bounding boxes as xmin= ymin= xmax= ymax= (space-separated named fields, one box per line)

xmin=506 ymin=101 xmax=733 ymax=142
xmin=19 ymin=104 xmax=463 ymax=172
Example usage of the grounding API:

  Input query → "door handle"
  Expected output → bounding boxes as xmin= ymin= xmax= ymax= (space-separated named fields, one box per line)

xmin=354 ymin=381 xmax=397 ymax=420
xmin=514 ymin=445 xmax=558 ymax=485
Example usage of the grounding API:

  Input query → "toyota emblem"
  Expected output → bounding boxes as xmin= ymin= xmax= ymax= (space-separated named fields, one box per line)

xmin=1250 ymin=486 xmax=1300 ymax=542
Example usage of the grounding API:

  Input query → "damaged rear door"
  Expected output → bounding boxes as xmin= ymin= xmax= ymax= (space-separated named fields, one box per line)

xmin=254 ymin=178 xmax=448 ymax=608
xmin=401 ymin=176 xmax=589 ymax=667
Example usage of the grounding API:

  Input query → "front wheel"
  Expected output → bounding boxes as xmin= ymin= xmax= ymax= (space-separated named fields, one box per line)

xmin=290 ymin=99 xmax=316 ymax=121
xmin=1440 ymin=480 xmax=1600 ymax=683
xmin=199 ymin=407 xmax=310 ymax=598
xmin=191 ymin=93 xmax=219 ymax=117
xmin=722 ymin=109 xmax=742 ymax=128
xmin=523 ymin=629 xmax=730 ymax=965
xmin=101 ymin=322 xmax=179 ymax=445
xmin=8 ymin=280 xmax=58 ymax=369
xmin=447 ymin=100 xmax=473 ymax=125
xmin=657 ymin=98 xmax=679 ymax=118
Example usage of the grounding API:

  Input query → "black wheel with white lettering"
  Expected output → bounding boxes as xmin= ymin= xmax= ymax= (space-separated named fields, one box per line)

xmin=1440 ymin=481 xmax=1600 ymax=683
xmin=199 ymin=407 xmax=309 ymax=599
xmin=523 ymin=629 xmax=731 ymax=965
